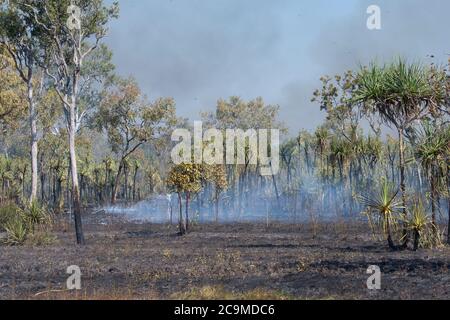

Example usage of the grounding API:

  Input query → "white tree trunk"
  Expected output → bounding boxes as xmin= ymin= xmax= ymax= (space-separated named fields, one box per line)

xmin=68 ymin=94 xmax=85 ymax=245
xmin=28 ymin=83 xmax=38 ymax=203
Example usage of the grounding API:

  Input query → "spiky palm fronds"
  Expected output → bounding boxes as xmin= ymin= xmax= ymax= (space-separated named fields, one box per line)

xmin=3 ymin=211 xmax=29 ymax=246
xmin=400 ymin=199 xmax=440 ymax=250
xmin=353 ymin=59 xmax=447 ymax=126
xmin=358 ymin=178 xmax=403 ymax=248
xmin=413 ymin=121 xmax=449 ymax=170
xmin=24 ymin=200 xmax=51 ymax=231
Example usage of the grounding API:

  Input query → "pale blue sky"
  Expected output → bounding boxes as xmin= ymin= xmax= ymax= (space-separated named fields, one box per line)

xmin=105 ymin=0 xmax=450 ymax=134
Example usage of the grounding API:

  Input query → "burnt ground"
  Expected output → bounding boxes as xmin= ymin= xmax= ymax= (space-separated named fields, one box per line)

xmin=0 ymin=210 xmax=449 ymax=300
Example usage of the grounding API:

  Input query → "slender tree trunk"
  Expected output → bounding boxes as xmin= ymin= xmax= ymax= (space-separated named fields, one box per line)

xmin=39 ymin=153 xmax=45 ymax=201
xmin=178 ymin=193 xmax=185 ymax=235
xmin=123 ymin=164 xmax=128 ymax=201
xmin=413 ymin=229 xmax=420 ymax=251
xmin=185 ymin=192 xmax=190 ymax=233
xmin=28 ymin=83 xmax=38 ymax=203
xmin=447 ymin=171 xmax=450 ymax=245
xmin=270 ymin=160 xmax=281 ymax=209
xmin=111 ymin=161 xmax=123 ymax=204
xmin=398 ymin=129 xmax=408 ymax=248
xmin=215 ymin=189 xmax=220 ymax=223
xmin=386 ymin=217 xmax=396 ymax=250
xmin=68 ymin=98 xmax=85 ymax=245
xmin=40 ymin=170 xmax=45 ymax=201
xmin=22 ymin=171 xmax=26 ymax=199
xmin=132 ymin=166 xmax=138 ymax=201
xmin=430 ymin=164 xmax=438 ymax=240
xmin=168 ymin=196 xmax=173 ymax=224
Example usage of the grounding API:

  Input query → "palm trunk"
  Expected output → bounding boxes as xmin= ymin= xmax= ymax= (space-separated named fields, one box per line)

xmin=398 ymin=128 xmax=408 ymax=248
xmin=413 ymin=229 xmax=420 ymax=251
xmin=386 ymin=217 xmax=396 ymax=250
xmin=430 ymin=165 xmax=438 ymax=240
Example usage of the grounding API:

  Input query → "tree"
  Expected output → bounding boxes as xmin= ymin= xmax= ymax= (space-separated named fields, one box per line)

xmin=202 ymin=96 xmax=285 ymax=217
xmin=359 ymin=178 xmax=403 ymax=250
xmin=354 ymin=59 xmax=448 ymax=248
xmin=201 ymin=164 xmax=228 ymax=222
xmin=280 ymin=139 xmax=297 ymax=186
xmin=96 ymin=77 xmax=176 ymax=204
xmin=0 ymin=49 xmax=26 ymax=129
xmin=0 ymin=2 xmax=45 ymax=202
xmin=21 ymin=0 xmax=119 ymax=244
xmin=412 ymin=121 xmax=449 ymax=242
xmin=167 ymin=163 xmax=203 ymax=235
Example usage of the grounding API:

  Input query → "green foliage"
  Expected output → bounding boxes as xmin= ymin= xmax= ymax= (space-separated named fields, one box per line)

xmin=0 ymin=201 xmax=52 ymax=246
xmin=0 ymin=202 xmax=20 ymax=231
xmin=0 ymin=51 xmax=26 ymax=128
xmin=354 ymin=59 xmax=447 ymax=127
xmin=96 ymin=77 xmax=177 ymax=156
xmin=358 ymin=178 xmax=403 ymax=243
xmin=3 ymin=213 xmax=28 ymax=245
xmin=399 ymin=198 xmax=443 ymax=250
xmin=167 ymin=163 xmax=203 ymax=195
xmin=413 ymin=121 xmax=449 ymax=171
xmin=24 ymin=200 xmax=51 ymax=230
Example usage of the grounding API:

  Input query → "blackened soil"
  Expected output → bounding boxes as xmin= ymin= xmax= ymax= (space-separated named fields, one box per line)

xmin=0 ymin=211 xmax=449 ymax=300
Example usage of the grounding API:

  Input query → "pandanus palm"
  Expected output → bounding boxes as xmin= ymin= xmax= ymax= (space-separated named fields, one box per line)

xmin=358 ymin=178 xmax=403 ymax=250
xmin=402 ymin=199 xmax=432 ymax=251
xmin=354 ymin=59 xmax=448 ymax=248
xmin=413 ymin=121 xmax=449 ymax=241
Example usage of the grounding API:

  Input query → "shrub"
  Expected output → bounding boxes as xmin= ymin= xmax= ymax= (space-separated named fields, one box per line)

xmin=0 ymin=202 xmax=21 ymax=232
xmin=23 ymin=200 xmax=52 ymax=232
xmin=403 ymin=199 xmax=441 ymax=250
xmin=3 ymin=214 xmax=29 ymax=245
xmin=26 ymin=231 xmax=58 ymax=246
xmin=1 ymin=201 xmax=54 ymax=246
xmin=358 ymin=178 xmax=403 ymax=250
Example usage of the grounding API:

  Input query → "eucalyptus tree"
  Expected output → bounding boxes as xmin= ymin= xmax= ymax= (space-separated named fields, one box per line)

xmin=0 ymin=3 xmax=45 ymax=201
xmin=354 ymin=60 xmax=448 ymax=247
xmin=96 ymin=77 xmax=177 ymax=204
xmin=19 ymin=0 xmax=119 ymax=244
xmin=0 ymin=49 xmax=26 ymax=132
xmin=202 ymin=96 xmax=285 ymax=215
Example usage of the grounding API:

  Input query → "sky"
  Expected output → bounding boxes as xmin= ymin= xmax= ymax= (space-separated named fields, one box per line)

xmin=105 ymin=0 xmax=450 ymax=135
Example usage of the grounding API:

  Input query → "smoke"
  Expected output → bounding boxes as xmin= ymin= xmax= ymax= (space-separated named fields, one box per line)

xmin=106 ymin=0 xmax=449 ymax=135
xmin=308 ymin=0 xmax=450 ymax=73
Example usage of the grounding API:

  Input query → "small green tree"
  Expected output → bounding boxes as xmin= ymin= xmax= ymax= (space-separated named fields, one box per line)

xmin=166 ymin=163 xmax=202 ymax=235
xmin=358 ymin=178 xmax=403 ymax=250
